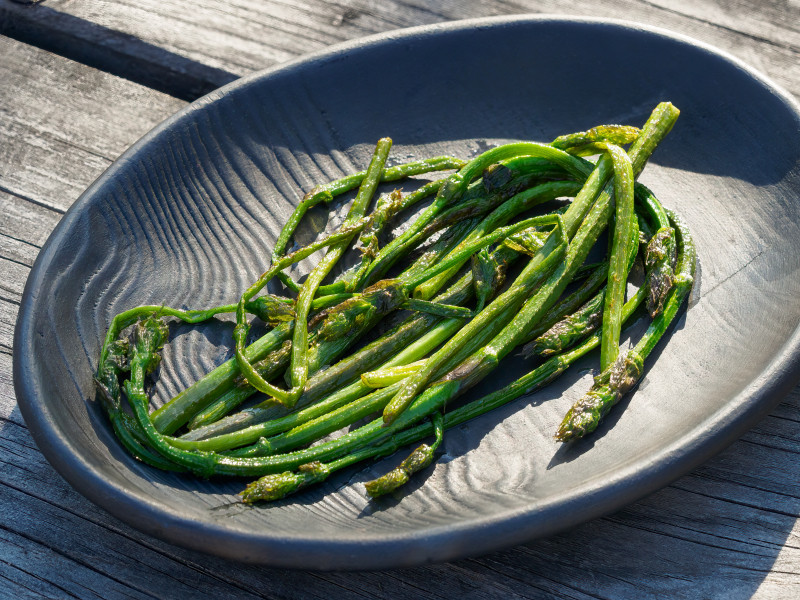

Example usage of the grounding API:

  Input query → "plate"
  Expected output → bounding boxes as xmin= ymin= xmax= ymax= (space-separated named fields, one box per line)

xmin=14 ymin=16 xmax=800 ymax=569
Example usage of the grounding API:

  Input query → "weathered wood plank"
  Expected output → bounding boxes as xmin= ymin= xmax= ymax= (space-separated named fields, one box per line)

xmin=0 ymin=191 xmax=63 ymax=353
xmin=0 ymin=0 xmax=237 ymax=100
xmin=0 ymin=192 xmax=61 ymax=265
xmin=0 ymin=353 xmax=18 ymax=425
xmin=0 ymin=304 xmax=16 ymax=355
xmin=0 ymin=38 xmax=185 ymax=211
xmin=1 ymin=0 xmax=798 ymax=99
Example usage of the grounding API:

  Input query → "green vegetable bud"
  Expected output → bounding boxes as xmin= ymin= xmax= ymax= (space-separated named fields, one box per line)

xmin=502 ymin=227 xmax=548 ymax=257
xmin=315 ymin=280 xmax=407 ymax=342
xmin=481 ymin=163 xmax=513 ymax=192
xmin=556 ymin=351 xmax=645 ymax=441
xmin=240 ymin=471 xmax=305 ymax=503
xmin=607 ymin=350 xmax=644 ymax=396
xmin=471 ymin=248 xmax=496 ymax=312
xmin=107 ymin=339 xmax=131 ymax=372
xmin=399 ymin=443 xmax=436 ymax=474
xmin=364 ymin=469 xmax=409 ymax=498
xmin=645 ymin=226 xmax=677 ymax=317
xmin=245 ymin=295 xmax=295 ymax=325
xmin=240 ymin=461 xmax=330 ymax=503
xmin=365 ymin=440 xmax=439 ymax=498
xmin=133 ymin=317 xmax=169 ymax=375
xmin=555 ymin=385 xmax=616 ymax=441
xmin=551 ymin=124 xmax=640 ymax=151
xmin=525 ymin=292 xmax=604 ymax=358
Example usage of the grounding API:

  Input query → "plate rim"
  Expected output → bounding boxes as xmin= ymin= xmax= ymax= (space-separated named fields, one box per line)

xmin=13 ymin=14 xmax=800 ymax=569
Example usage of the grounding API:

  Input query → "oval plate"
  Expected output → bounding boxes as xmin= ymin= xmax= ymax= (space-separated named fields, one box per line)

xmin=14 ymin=16 xmax=800 ymax=569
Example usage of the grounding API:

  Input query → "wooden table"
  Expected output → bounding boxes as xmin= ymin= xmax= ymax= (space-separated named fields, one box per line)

xmin=1 ymin=1 xmax=799 ymax=597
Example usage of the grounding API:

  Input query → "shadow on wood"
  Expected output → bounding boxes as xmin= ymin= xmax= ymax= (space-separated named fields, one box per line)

xmin=0 ymin=0 xmax=237 ymax=100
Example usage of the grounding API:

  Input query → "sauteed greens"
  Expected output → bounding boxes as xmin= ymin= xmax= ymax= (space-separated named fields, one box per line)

xmin=96 ymin=102 xmax=694 ymax=502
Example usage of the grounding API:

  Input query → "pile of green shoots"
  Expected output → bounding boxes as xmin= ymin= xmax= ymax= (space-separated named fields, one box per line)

xmin=95 ymin=102 xmax=694 ymax=502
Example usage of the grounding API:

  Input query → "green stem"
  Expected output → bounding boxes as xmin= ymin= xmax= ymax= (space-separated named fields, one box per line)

xmin=385 ymin=102 xmax=680 ymax=426
xmin=288 ymin=138 xmax=393 ymax=398
xmin=597 ymin=142 xmax=635 ymax=370
xmin=636 ymin=184 xmax=677 ymax=317
xmin=556 ymin=207 xmax=694 ymax=441
xmin=232 ymin=139 xmax=393 ymax=406
xmin=239 ymin=284 xmax=650 ymax=502
xmin=382 ymin=213 xmax=571 ymax=425
xmin=168 ymin=317 xmax=464 ymax=452
xmin=364 ymin=412 xmax=444 ymax=498
xmin=412 ymin=180 xmax=583 ymax=299
xmin=552 ymin=124 xmax=640 ymax=152
xmin=187 ymin=340 xmax=292 ymax=430
xmin=270 ymin=155 xmax=466 ymax=262
xmin=361 ymin=361 xmax=426 ymax=388
xmin=358 ymin=145 xmax=589 ymax=290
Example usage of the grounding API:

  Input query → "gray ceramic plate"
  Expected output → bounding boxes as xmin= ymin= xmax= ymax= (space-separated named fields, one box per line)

xmin=14 ymin=16 xmax=800 ymax=569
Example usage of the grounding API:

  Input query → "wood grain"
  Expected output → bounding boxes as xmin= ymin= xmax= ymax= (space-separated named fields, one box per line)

xmin=0 ymin=1 xmax=800 ymax=598
xmin=2 ymin=0 xmax=799 ymax=99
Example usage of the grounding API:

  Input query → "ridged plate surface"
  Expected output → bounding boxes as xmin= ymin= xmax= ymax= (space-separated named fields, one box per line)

xmin=14 ymin=16 xmax=800 ymax=569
